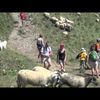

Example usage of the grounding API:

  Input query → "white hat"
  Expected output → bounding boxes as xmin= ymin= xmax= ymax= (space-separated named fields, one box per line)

xmin=81 ymin=48 xmax=86 ymax=52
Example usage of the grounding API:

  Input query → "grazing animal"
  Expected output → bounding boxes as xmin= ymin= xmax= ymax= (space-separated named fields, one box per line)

xmin=17 ymin=67 xmax=62 ymax=87
xmin=59 ymin=72 xmax=95 ymax=88
xmin=0 ymin=40 xmax=7 ymax=50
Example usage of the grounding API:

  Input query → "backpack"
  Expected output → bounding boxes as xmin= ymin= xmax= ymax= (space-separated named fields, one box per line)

xmin=80 ymin=52 xmax=87 ymax=59
xmin=89 ymin=51 xmax=98 ymax=61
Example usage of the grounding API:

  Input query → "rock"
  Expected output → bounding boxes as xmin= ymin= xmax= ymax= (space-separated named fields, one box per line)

xmin=63 ymin=31 xmax=68 ymax=35
xmin=2 ymin=69 xmax=6 ymax=75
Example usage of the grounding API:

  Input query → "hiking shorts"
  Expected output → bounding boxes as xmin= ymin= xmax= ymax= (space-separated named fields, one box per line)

xmin=88 ymin=60 xmax=98 ymax=68
xmin=43 ymin=56 xmax=51 ymax=63
xmin=59 ymin=59 xmax=64 ymax=65
xmin=37 ymin=44 xmax=42 ymax=52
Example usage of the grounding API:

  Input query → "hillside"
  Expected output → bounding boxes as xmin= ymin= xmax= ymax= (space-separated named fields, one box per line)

xmin=0 ymin=13 xmax=100 ymax=87
xmin=31 ymin=13 xmax=100 ymax=65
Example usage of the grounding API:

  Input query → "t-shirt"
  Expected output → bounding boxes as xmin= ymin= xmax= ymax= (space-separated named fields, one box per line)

xmin=20 ymin=13 xmax=26 ymax=20
xmin=41 ymin=46 xmax=52 ymax=57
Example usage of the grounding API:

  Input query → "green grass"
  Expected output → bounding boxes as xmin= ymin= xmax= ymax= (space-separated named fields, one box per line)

xmin=0 ymin=49 xmax=36 ymax=87
xmin=31 ymin=12 xmax=100 ymax=66
xmin=0 ymin=13 xmax=100 ymax=87
xmin=0 ymin=13 xmax=13 ymax=40
xmin=0 ymin=13 xmax=37 ymax=87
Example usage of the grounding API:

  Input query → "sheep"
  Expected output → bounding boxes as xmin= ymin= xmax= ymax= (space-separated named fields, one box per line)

xmin=44 ymin=12 xmax=50 ymax=19
xmin=55 ymin=21 xmax=60 ymax=27
xmin=65 ymin=19 xmax=74 ymax=24
xmin=59 ymin=73 xmax=95 ymax=88
xmin=17 ymin=67 xmax=62 ymax=87
xmin=0 ymin=40 xmax=7 ymax=50
xmin=76 ymin=12 xmax=81 ymax=16
xmin=65 ymin=23 xmax=73 ymax=32
xmin=96 ymin=18 xmax=99 ymax=22
xmin=50 ymin=17 xmax=59 ymax=23
xmin=95 ymin=14 xmax=99 ymax=17
xmin=59 ymin=16 xmax=66 ymax=23
xmin=32 ymin=66 xmax=62 ymax=87
xmin=59 ymin=23 xmax=65 ymax=29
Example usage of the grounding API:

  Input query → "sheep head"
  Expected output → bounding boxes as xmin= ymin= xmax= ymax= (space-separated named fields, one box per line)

xmin=50 ymin=71 xmax=62 ymax=87
xmin=85 ymin=76 xmax=97 ymax=87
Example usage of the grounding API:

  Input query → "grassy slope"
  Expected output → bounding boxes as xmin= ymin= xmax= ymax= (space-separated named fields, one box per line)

xmin=0 ymin=13 xmax=100 ymax=87
xmin=0 ymin=13 xmax=36 ymax=87
xmin=31 ymin=13 xmax=100 ymax=66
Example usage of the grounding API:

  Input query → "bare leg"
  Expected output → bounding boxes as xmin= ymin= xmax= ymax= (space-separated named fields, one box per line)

xmin=59 ymin=60 xmax=64 ymax=71
xmin=47 ymin=58 xmax=51 ymax=70
xmin=44 ymin=62 xmax=46 ymax=68
xmin=91 ymin=68 xmax=95 ymax=77
xmin=95 ymin=66 xmax=99 ymax=78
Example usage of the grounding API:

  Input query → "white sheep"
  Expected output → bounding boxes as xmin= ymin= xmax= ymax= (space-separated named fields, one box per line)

xmin=17 ymin=67 xmax=62 ymax=87
xmin=32 ymin=66 xmax=62 ymax=87
xmin=44 ymin=12 xmax=50 ymax=18
xmin=55 ymin=21 xmax=60 ymax=27
xmin=76 ymin=12 xmax=81 ymax=16
xmin=50 ymin=17 xmax=59 ymax=23
xmin=59 ymin=73 xmax=95 ymax=88
xmin=95 ymin=14 xmax=99 ymax=17
xmin=59 ymin=23 xmax=65 ymax=29
xmin=65 ymin=19 xmax=74 ymax=24
xmin=65 ymin=23 xmax=73 ymax=31
xmin=0 ymin=40 xmax=7 ymax=50
xmin=59 ymin=16 xmax=66 ymax=23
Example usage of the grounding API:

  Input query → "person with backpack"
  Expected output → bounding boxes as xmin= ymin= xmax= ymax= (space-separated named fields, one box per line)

xmin=88 ymin=44 xmax=99 ymax=78
xmin=41 ymin=42 xmax=52 ymax=69
xmin=36 ymin=34 xmax=44 ymax=63
xmin=76 ymin=48 xmax=88 ymax=73
xmin=57 ymin=42 xmax=66 ymax=72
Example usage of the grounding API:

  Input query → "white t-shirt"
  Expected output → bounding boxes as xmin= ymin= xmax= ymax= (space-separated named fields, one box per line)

xmin=41 ymin=46 xmax=52 ymax=57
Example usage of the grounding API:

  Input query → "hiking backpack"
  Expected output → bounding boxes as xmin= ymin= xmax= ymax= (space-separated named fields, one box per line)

xmin=89 ymin=51 xmax=98 ymax=61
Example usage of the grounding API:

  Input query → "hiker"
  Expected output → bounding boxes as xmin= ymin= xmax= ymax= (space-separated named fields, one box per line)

xmin=95 ymin=38 xmax=100 ymax=53
xmin=36 ymin=34 xmax=44 ymax=63
xmin=19 ymin=12 xmax=27 ymax=27
xmin=57 ymin=42 xmax=66 ymax=72
xmin=95 ymin=38 xmax=100 ymax=62
xmin=41 ymin=42 xmax=52 ymax=69
xmin=76 ymin=48 xmax=88 ymax=73
xmin=88 ymin=44 xmax=99 ymax=78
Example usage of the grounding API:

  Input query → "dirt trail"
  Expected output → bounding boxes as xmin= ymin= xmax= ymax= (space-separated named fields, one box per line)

xmin=8 ymin=13 xmax=61 ymax=71
xmin=8 ymin=13 xmax=40 ymax=61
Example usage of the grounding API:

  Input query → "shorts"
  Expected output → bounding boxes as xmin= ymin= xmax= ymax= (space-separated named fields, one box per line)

xmin=59 ymin=59 xmax=64 ymax=65
xmin=43 ymin=56 xmax=51 ymax=63
xmin=37 ymin=44 xmax=42 ymax=52
xmin=88 ymin=60 xmax=98 ymax=68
